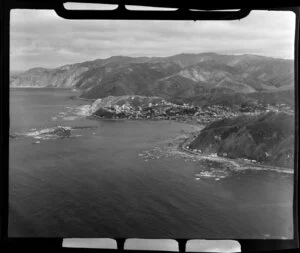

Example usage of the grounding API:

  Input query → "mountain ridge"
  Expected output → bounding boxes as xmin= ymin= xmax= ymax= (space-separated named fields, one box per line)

xmin=10 ymin=52 xmax=294 ymax=106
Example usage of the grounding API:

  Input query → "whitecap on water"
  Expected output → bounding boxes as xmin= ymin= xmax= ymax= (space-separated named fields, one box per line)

xmin=63 ymin=116 xmax=78 ymax=121
xmin=74 ymin=104 xmax=92 ymax=116
xmin=51 ymin=104 xmax=92 ymax=122
xmin=236 ymin=166 xmax=293 ymax=174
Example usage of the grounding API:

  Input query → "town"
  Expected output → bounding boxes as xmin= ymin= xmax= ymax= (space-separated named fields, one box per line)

xmin=91 ymin=95 xmax=294 ymax=125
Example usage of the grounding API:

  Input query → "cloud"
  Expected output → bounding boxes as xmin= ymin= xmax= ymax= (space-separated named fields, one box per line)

xmin=10 ymin=9 xmax=295 ymax=71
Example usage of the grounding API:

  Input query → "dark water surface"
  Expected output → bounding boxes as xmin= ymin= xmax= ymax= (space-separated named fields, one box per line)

xmin=9 ymin=88 xmax=294 ymax=238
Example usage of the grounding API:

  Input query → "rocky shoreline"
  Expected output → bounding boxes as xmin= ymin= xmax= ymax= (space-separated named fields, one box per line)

xmin=179 ymin=130 xmax=293 ymax=174
xmin=83 ymin=95 xmax=294 ymax=173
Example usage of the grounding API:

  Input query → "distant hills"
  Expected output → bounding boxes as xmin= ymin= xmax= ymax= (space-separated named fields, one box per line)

xmin=11 ymin=53 xmax=295 ymax=167
xmin=10 ymin=70 xmax=24 ymax=83
xmin=10 ymin=53 xmax=294 ymax=106
xmin=189 ymin=111 xmax=294 ymax=168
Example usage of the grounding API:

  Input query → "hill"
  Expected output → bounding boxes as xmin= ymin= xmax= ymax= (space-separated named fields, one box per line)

xmin=10 ymin=53 xmax=294 ymax=107
xmin=188 ymin=112 xmax=294 ymax=168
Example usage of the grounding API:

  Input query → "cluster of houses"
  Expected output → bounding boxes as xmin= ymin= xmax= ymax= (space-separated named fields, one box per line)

xmin=239 ymin=101 xmax=294 ymax=115
xmin=93 ymin=98 xmax=243 ymax=124
xmin=194 ymin=105 xmax=239 ymax=124
xmin=92 ymin=96 xmax=294 ymax=125
xmin=265 ymin=104 xmax=294 ymax=115
xmin=93 ymin=99 xmax=199 ymax=121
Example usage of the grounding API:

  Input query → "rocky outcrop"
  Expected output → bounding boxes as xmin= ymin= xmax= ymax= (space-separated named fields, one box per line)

xmin=50 ymin=127 xmax=72 ymax=137
xmin=15 ymin=126 xmax=73 ymax=140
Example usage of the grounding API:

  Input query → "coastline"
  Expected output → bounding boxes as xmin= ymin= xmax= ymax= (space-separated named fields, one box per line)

xmin=89 ymin=111 xmax=293 ymax=174
xmin=178 ymin=130 xmax=294 ymax=174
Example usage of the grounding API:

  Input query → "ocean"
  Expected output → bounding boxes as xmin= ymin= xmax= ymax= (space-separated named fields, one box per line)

xmin=9 ymin=88 xmax=294 ymax=238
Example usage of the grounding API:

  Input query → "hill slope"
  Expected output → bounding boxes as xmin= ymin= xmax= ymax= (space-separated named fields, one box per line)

xmin=189 ymin=112 xmax=294 ymax=168
xmin=10 ymin=53 xmax=294 ymax=106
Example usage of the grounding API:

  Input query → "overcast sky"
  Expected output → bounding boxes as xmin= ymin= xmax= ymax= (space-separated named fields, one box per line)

xmin=10 ymin=5 xmax=295 ymax=71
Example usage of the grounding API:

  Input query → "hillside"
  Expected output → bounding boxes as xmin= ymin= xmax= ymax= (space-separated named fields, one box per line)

xmin=188 ymin=112 xmax=294 ymax=168
xmin=78 ymin=61 xmax=181 ymax=98
xmin=10 ymin=53 xmax=294 ymax=106
xmin=203 ymin=89 xmax=294 ymax=108
xmin=10 ymin=70 xmax=23 ymax=83
xmin=10 ymin=66 xmax=90 ymax=88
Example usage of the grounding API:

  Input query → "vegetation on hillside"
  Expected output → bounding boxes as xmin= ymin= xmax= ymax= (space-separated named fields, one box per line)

xmin=189 ymin=112 xmax=294 ymax=168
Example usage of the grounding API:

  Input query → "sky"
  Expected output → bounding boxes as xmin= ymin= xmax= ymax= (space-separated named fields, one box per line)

xmin=10 ymin=3 xmax=296 ymax=71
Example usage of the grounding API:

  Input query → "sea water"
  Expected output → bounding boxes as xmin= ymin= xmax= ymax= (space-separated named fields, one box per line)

xmin=9 ymin=88 xmax=294 ymax=238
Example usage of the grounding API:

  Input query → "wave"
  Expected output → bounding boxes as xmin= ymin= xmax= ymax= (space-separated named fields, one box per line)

xmin=237 ymin=166 xmax=294 ymax=174
xmin=52 ymin=104 xmax=92 ymax=121
xmin=62 ymin=116 xmax=78 ymax=121
xmin=74 ymin=105 xmax=92 ymax=116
